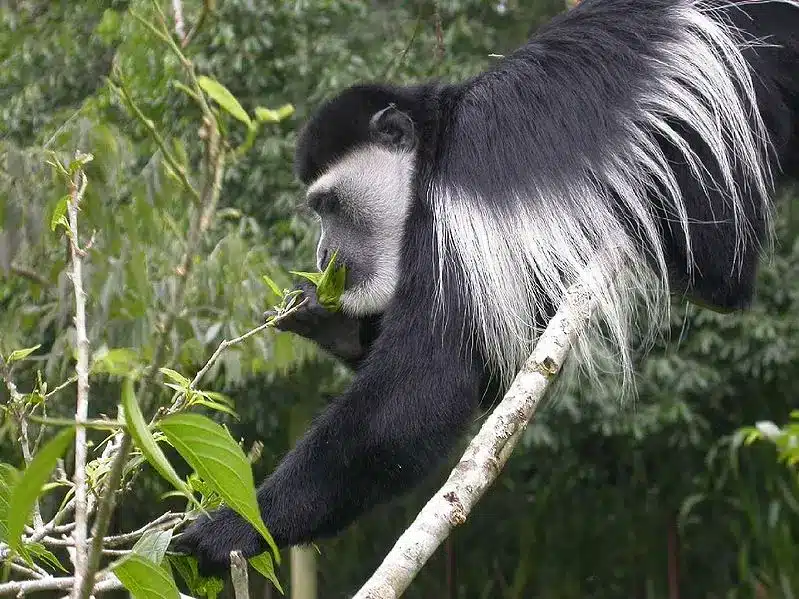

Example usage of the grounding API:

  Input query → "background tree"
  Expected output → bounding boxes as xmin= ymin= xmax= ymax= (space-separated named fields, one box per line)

xmin=1 ymin=1 xmax=797 ymax=598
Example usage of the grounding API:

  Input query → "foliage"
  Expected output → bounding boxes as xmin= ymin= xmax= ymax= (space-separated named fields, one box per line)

xmin=1 ymin=0 xmax=798 ymax=598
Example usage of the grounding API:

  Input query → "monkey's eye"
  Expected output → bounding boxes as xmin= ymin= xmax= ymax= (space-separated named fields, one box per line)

xmin=306 ymin=190 xmax=341 ymax=216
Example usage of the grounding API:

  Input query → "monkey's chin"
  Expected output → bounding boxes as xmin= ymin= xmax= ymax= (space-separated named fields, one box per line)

xmin=340 ymin=277 xmax=397 ymax=316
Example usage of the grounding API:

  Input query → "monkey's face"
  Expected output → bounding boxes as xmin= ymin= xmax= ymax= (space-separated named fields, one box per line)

xmin=304 ymin=144 xmax=415 ymax=316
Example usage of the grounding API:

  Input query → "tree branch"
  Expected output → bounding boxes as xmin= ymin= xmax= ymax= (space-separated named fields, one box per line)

xmin=181 ymin=0 xmax=213 ymax=48
xmin=172 ymin=0 xmax=185 ymax=40
xmin=67 ymin=162 xmax=92 ymax=599
xmin=0 ymin=574 xmax=122 ymax=596
xmin=352 ymin=278 xmax=596 ymax=599
xmin=230 ymin=551 xmax=250 ymax=599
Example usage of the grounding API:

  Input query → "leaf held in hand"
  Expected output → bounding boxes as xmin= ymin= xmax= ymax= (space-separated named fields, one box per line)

xmin=290 ymin=251 xmax=347 ymax=311
xmin=159 ymin=413 xmax=279 ymax=562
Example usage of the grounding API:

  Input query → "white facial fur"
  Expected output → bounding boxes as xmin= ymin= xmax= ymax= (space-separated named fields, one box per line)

xmin=306 ymin=144 xmax=415 ymax=316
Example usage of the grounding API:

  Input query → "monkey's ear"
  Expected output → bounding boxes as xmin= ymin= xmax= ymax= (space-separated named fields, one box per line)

xmin=369 ymin=104 xmax=416 ymax=151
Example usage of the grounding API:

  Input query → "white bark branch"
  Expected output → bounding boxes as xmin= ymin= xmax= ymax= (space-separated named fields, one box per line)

xmin=66 ymin=165 xmax=91 ymax=599
xmin=353 ymin=278 xmax=596 ymax=599
xmin=230 ymin=551 xmax=250 ymax=599
xmin=172 ymin=0 xmax=186 ymax=40
xmin=0 ymin=573 xmax=122 ymax=596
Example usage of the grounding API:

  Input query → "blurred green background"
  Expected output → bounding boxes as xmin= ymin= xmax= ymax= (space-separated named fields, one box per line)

xmin=1 ymin=1 xmax=798 ymax=597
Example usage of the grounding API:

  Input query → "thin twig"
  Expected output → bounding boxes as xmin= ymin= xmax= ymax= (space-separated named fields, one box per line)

xmin=67 ymin=162 xmax=91 ymax=599
xmin=38 ymin=511 xmax=178 ymax=549
xmin=45 ymin=376 xmax=78 ymax=399
xmin=382 ymin=15 xmax=422 ymax=80
xmin=172 ymin=0 xmax=185 ymax=39
xmin=353 ymin=278 xmax=596 ymax=598
xmin=8 ymin=264 xmax=50 ymax=286
xmin=433 ymin=0 xmax=444 ymax=62
xmin=75 ymin=434 xmax=131 ymax=599
xmin=110 ymin=76 xmax=200 ymax=203
xmin=27 ymin=499 xmax=76 ymax=544
xmin=8 ymin=561 xmax=44 ymax=580
xmin=32 ymin=402 xmax=47 ymax=454
xmin=181 ymin=0 xmax=212 ymax=47
xmin=102 ymin=512 xmax=181 ymax=547
xmin=17 ymin=409 xmax=44 ymax=528
xmin=164 ymin=297 xmax=308 ymax=416
xmin=193 ymin=300 xmax=308 ymax=388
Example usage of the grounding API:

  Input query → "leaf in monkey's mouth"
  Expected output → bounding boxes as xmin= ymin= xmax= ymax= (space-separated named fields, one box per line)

xmin=290 ymin=250 xmax=347 ymax=311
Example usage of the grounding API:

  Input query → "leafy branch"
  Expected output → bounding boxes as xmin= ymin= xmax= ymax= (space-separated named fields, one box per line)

xmin=0 ymin=3 xmax=297 ymax=597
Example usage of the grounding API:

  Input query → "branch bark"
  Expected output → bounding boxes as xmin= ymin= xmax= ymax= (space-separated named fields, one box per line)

xmin=172 ymin=0 xmax=185 ymax=40
xmin=352 ymin=278 xmax=596 ymax=599
xmin=66 ymin=163 xmax=91 ymax=599
xmin=230 ymin=551 xmax=250 ymax=599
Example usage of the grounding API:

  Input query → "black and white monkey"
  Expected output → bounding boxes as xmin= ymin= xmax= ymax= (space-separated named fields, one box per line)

xmin=178 ymin=0 xmax=799 ymax=574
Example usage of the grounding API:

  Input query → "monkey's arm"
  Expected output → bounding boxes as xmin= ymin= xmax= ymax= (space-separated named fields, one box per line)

xmin=176 ymin=294 xmax=482 ymax=575
xmin=268 ymin=282 xmax=382 ymax=369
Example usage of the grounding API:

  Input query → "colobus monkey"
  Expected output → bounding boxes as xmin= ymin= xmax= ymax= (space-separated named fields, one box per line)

xmin=179 ymin=0 xmax=799 ymax=574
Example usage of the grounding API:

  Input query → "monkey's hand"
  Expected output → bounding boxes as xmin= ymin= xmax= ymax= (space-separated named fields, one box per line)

xmin=264 ymin=280 xmax=331 ymax=334
xmin=173 ymin=507 xmax=266 ymax=577
xmin=265 ymin=281 xmax=372 ymax=368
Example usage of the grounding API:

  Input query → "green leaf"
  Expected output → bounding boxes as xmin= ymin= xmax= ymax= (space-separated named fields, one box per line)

xmin=262 ymin=274 xmax=283 ymax=301
xmin=290 ymin=251 xmax=347 ymax=311
xmin=113 ymin=554 xmax=180 ymax=599
xmin=169 ymin=555 xmax=224 ymax=599
xmin=159 ymin=414 xmax=279 ymax=563
xmin=91 ymin=348 xmax=142 ymax=377
xmin=201 ymin=391 xmax=234 ymax=407
xmin=191 ymin=398 xmax=239 ymax=419
xmin=54 ymin=215 xmax=70 ymax=233
xmin=160 ymin=368 xmax=191 ymax=388
xmin=249 ymin=551 xmax=284 ymax=594
xmin=254 ymin=104 xmax=294 ymax=124
xmin=122 ymin=379 xmax=197 ymax=506
xmin=7 ymin=429 xmax=75 ymax=554
xmin=46 ymin=154 xmax=69 ymax=178
xmin=68 ymin=151 xmax=94 ymax=174
xmin=132 ymin=528 xmax=172 ymax=565
xmin=27 ymin=542 xmax=68 ymax=573
xmin=7 ymin=344 xmax=41 ymax=363
xmin=50 ymin=197 xmax=69 ymax=232
xmin=0 ymin=464 xmax=20 ymax=542
xmin=197 ymin=76 xmax=253 ymax=128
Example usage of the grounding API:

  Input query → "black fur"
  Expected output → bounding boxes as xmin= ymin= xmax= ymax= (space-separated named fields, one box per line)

xmin=178 ymin=0 xmax=799 ymax=575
